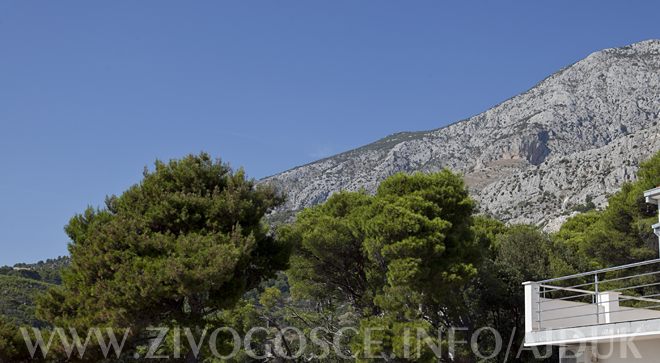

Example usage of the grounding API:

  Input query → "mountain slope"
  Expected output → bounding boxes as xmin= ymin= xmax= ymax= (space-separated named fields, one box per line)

xmin=0 ymin=257 xmax=68 ymax=326
xmin=263 ymin=40 xmax=660 ymax=229
xmin=0 ymin=275 xmax=52 ymax=326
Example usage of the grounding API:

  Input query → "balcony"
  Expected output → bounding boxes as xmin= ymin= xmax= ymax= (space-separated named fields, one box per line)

xmin=524 ymin=259 xmax=660 ymax=346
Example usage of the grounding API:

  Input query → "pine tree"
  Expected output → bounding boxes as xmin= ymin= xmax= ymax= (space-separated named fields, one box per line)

xmin=37 ymin=153 xmax=290 ymax=362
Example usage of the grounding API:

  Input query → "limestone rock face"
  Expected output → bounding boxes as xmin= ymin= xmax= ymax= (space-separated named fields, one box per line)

xmin=262 ymin=40 xmax=660 ymax=230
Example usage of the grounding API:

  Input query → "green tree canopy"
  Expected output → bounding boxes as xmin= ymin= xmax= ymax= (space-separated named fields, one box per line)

xmin=0 ymin=316 xmax=35 ymax=363
xmin=554 ymin=151 xmax=660 ymax=268
xmin=37 ymin=153 xmax=290 ymax=361
xmin=282 ymin=170 xmax=482 ymax=361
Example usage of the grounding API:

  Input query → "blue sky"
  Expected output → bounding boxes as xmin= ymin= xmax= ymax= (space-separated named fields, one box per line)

xmin=1 ymin=1 xmax=659 ymax=265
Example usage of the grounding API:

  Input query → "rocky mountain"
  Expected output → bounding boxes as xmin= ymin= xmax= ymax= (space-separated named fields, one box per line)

xmin=262 ymin=40 xmax=660 ymax=230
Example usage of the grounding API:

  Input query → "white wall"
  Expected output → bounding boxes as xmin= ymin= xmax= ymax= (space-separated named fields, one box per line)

xmin=539 ymin=298 xmax=602 ymax=329
xmin=596 ymin=339 xmax=660 ymax=363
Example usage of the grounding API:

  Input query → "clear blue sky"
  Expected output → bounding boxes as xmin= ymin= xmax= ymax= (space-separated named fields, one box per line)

xmin=1 ymin=1 xmax=659 ymax=265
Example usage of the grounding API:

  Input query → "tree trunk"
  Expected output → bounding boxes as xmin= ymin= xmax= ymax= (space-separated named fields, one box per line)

xmin=185 ymin=349 xmax=199 ymax=363
xmin=185 ymin=295 xmax=203 ymax=363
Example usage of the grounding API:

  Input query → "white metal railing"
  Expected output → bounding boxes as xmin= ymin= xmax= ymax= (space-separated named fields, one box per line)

xmin=524 ymin=259 xmax=660 ymax=332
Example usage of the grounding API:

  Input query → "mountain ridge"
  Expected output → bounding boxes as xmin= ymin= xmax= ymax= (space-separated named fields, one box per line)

xmin=262 ymin=39 xmax=660 ymax=229
xmin=263 ymin=39 xmax=660 ymax=178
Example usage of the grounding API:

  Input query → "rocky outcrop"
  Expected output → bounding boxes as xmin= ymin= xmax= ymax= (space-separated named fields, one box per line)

xmin=262 ymin=40 xmax=660 ymax=230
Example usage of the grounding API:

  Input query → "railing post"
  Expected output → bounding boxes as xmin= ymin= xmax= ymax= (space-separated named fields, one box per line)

xmin=598 ymin=291 xmax=621 ymax=324
xmin=523 ymin=281 xmax=540 ymax=332
xmin=538 ymin=285 xmax=542 ymax=329
xmin=594 ymin=274 xmax=600 ymax=324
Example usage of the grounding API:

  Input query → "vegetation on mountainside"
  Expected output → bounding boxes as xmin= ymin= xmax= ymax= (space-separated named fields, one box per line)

xmin=0 ymin=315 xmax=37 ymax=363
xmin=554 ymin=151 xmax=660 ymax=268
xmin=0 ymin=151 xmax=657 ymax=362
xmin=0 ymin=256 xmax=69 ymax=285
xmin=0 ymin=259 xmax=67 ymax=361
xmin=0 ymin=275 xmax=52 ymax=327
xmin=230 ymin=151 xmax=660 ymax=362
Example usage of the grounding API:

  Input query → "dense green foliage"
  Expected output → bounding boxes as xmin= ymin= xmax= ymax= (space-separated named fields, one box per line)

xmin=0 ymin=257 xmax=67 ymax=329
xmin=0 ymin=259 xmax=67 ymax=362
xmin=0 ymin=316 xmax=36 ymax=363
xmin=280 ymin=170 xmax=484 ymax=361
xmin=35 ymin=153 xmax=289 ymax=361
xmin=0 ymin=151 xmax=657 ymax=362
xmin=0 ymin=275 xmax=53 ymax=327
xmin=2 ymin=257 xmax=71 ymax=285
xmin=219 ymin=272 xmax=358 ymax=362
xmin=554 ymin=151 xmax=660 ymax=268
